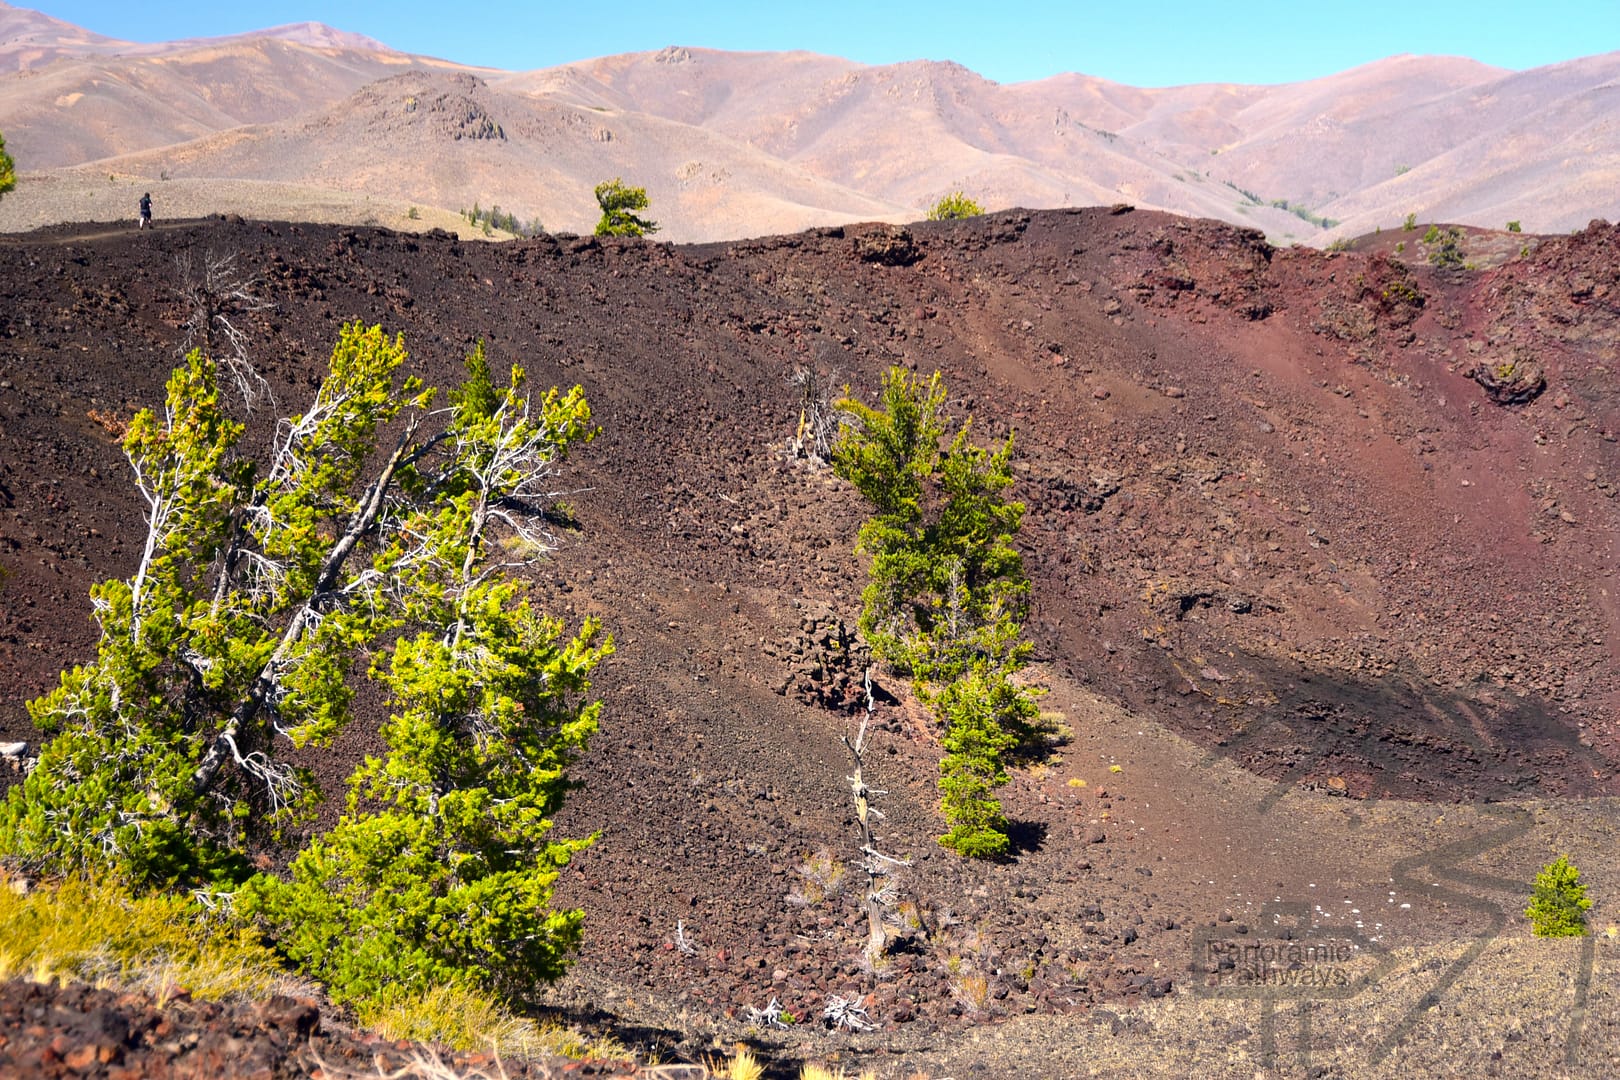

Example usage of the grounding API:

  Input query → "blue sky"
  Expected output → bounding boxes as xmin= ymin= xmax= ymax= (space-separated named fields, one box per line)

xmin=24 ymin=0 xmax=1620 ymax=86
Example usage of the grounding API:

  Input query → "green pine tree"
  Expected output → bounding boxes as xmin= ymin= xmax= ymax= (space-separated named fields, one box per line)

xmin=0 ymin=129 xmax=15 ymax=199
xmin=935 ymin=665 xmax=1026 ymax=858
xmin=593 ymin=178 xmax=658 ymax=237
xmin=0 ymin=324 xmax=606 ymax=997
xmin=833 ymin=367 xmax=1036 ymax=857
xmin=1526 ymin=855 xmax=1592 ymax=937
xmin=238 ymin=353 xmax=606 ymax=1002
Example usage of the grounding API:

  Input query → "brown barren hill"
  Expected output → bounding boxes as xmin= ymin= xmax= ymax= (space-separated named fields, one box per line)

xmin=3 ymin=4 xmax=1619 ymax=243
xmin=0 ymin=4 xmax=437 ymax=170
xmin=2 ymin=208 xmax=1620 ymax=1075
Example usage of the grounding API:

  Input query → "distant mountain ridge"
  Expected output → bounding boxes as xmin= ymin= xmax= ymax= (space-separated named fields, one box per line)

xmin=0 ymin=1 xmax=1615 ymax=242
xmin=0 ymin=3 xmax=393 ymax=69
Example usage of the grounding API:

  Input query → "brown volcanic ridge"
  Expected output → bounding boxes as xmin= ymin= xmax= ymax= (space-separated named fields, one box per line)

xmin=1 ymin=1 xmax=1619 ymax=244
xmin=2 ymin=207 xmax=1620 ymax=1077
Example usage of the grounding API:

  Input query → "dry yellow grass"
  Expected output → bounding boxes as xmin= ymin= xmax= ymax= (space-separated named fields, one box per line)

xmin=0 ymin=873 xmax=305 ymax=1002
xmin=800 ymin=1064 xmax=878 ymax=1080
xmin=0 ymin=875 xmax=623 ymax=1070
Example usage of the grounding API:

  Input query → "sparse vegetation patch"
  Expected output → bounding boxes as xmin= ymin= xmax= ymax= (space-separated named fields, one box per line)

xmin=1426 ymin=225 xmax=1466 ymax=268
xmin=463 ymin=202 xmax=543 ymax=237
xmin=927 ymin=191 xmax=983 ymax=220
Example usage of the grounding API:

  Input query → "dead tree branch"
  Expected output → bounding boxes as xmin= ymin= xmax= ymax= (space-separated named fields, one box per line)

xmin=844 ymin=668 xmax=910 ymax=962
xmin=787 ymin=366 xmax=844 ymax=465
xmin=175 ymin=249 xmax=276 ymax=411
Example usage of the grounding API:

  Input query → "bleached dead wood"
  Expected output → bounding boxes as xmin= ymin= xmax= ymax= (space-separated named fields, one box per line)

xmin=843 ymin=669 xmax=910 ymax=962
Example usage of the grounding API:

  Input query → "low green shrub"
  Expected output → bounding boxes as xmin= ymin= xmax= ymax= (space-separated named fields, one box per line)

xmin=0 ymin=129 xmax=13 ymax=199
xmin=1427 ymin=226 xmax=1466 ymax=268
xmin=1526 ymin=855 xmax=1592 ymax=937
xmin=928 ymin=192 xmax=984 ymax=220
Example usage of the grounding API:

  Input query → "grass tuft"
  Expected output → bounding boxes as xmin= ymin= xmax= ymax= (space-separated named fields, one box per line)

xmin=802 ymin=1065 xmax=879 ymax=1080
xmin=788 ymin=849 xmax=846 ymax=906
xmin=948 ymin=970 xmax=993 ymax=1015
xmin=357 ymin=983 xmax=628 ymax=1062
xmin=0 ymin=873 xmax=302 ymax=1002
xmin=708 ymin=1045 xmax=764 ymax=1080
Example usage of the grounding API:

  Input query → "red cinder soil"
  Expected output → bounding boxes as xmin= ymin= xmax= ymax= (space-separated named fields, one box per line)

xmin=2 ymin=209 xmax=1618 ymax=1076
xmin=0 ymin=978 xmax=633 ymax=1079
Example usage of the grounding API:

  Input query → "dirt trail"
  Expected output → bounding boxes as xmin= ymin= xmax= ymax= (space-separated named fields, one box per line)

xmin=0 ymin=219 xmax=205 ymax=245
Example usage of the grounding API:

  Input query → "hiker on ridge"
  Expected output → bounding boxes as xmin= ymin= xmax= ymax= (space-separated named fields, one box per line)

xmin=138 ymin=192 xmax=152 ymax=229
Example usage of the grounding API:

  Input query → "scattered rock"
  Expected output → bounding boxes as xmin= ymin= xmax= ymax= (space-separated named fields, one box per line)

xmin=1470 ymin=359 xmax=1546 ymax=405
xmin=851 ymin=225 xmax=921 ymax=266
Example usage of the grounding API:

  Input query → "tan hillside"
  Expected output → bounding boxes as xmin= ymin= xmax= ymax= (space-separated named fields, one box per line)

xmin=0 ymin=4 xmax=1616 ymax=241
